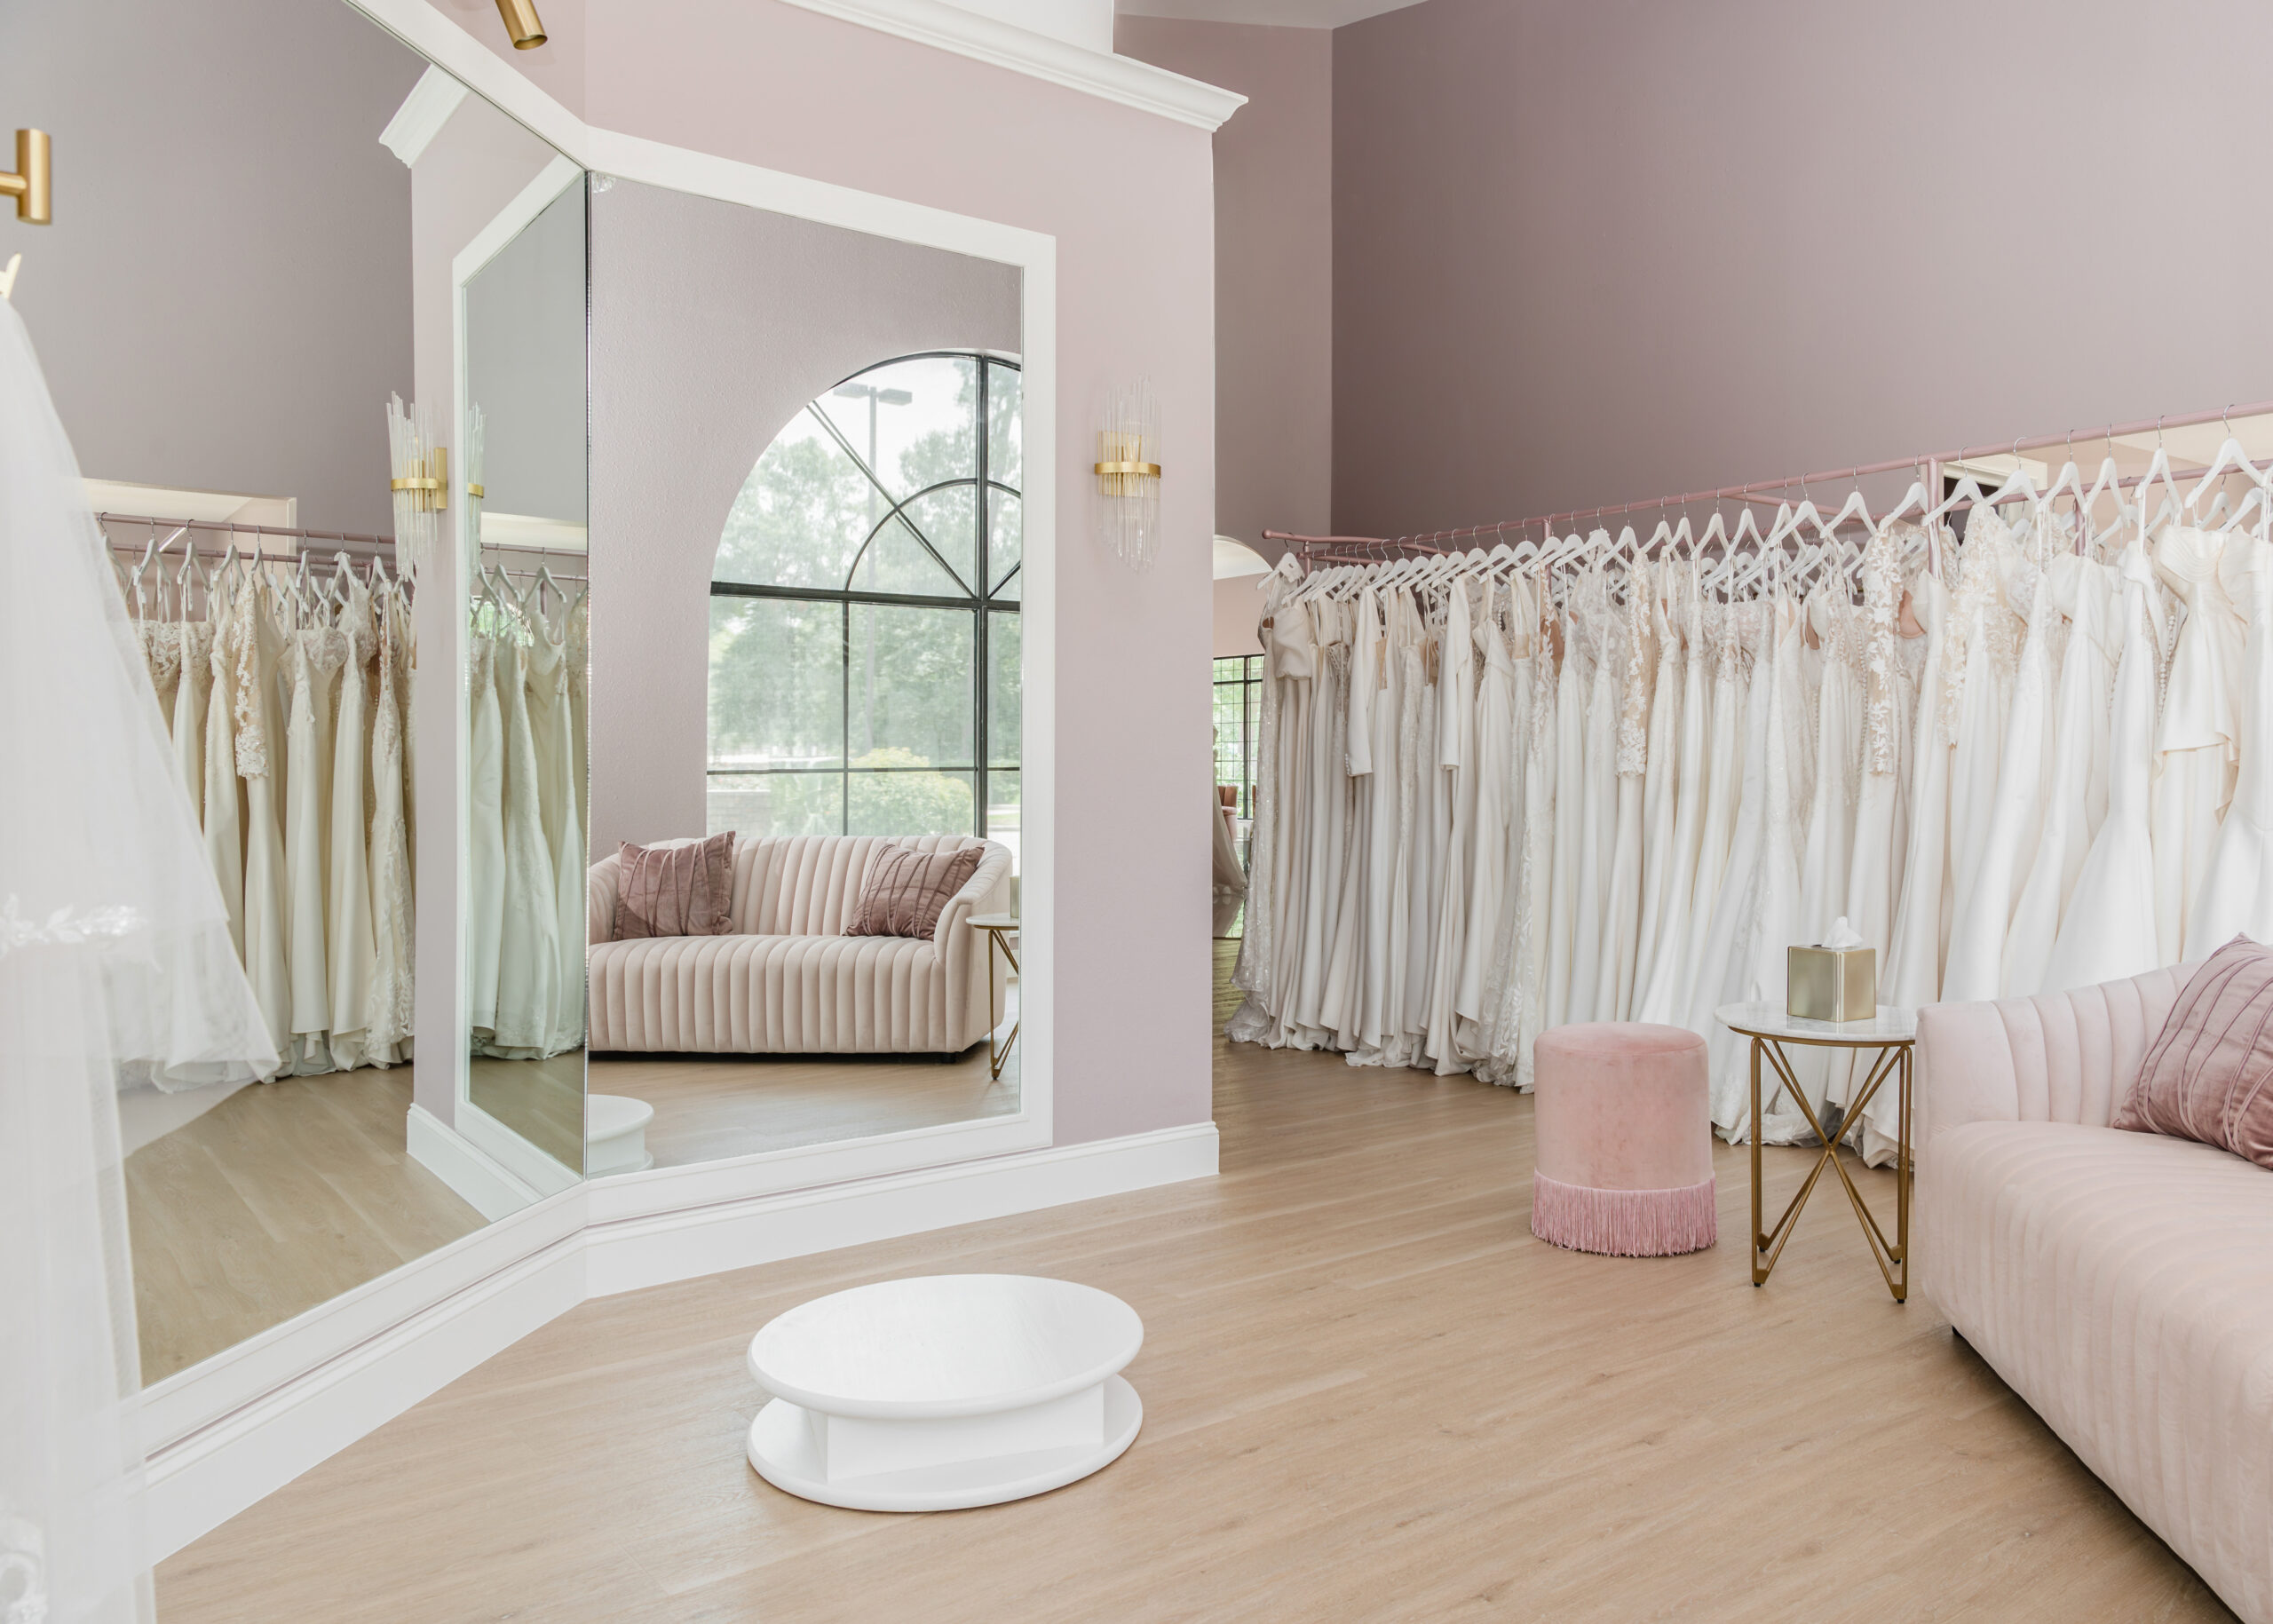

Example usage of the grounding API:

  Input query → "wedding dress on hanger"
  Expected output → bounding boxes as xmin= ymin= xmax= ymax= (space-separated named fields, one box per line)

xmin=327 ymin=578 xmax=380 ymax=1072
xmin=2042 ymin=541 xmax=2164 ymax=992
xmin=2185 ymin=533 xmax=2273 ymax=955
xmin=2149 ymin=524 xmax=2244 ymax=961
xmin=2 ymin=296 xmax=274 ymax=1624
xmin=2002 ymin=551 xmax=2118 ymax=994
xmin=1422 ymin=575 xmax=1476 ymax=1072
xmin=1942 ymin=558 xmax=2055 ymax=1002
xmin=1630 ymin=564 xmax=1686 ymax=1018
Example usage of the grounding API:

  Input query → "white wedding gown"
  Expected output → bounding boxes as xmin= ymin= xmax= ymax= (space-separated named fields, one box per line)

xmin=2185 ymin=534 xmax=2273 ymax=955
xmin=2 ymin=296 xmax=274 ymax=1624
xmin=2042 ymin=542 xmax=2164 ymax=993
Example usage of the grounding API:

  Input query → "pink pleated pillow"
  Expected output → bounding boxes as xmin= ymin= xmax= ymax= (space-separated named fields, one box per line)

xmin=2115 ymin=936 xmax=2273 ymax=1169
xmin=843 ymin=843 xmax=983 ymax=941
xmin=613 ymin=834 xmax=737 ymax=940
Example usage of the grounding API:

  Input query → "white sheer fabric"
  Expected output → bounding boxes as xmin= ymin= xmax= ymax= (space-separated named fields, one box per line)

xmin=1 ymin=301 xmax=273 ymax=1623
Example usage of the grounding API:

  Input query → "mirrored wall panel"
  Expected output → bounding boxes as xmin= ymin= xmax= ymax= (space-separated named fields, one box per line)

xmin=584 ymin=178 xmax=1026 ymax=1172
xmin=463 ymin=171 xmax=590 ymax=1182
xmin=0 ymin=0 xmax=582 ymax=1383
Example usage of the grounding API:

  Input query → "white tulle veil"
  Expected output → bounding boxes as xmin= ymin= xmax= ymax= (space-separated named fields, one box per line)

xmin=0 ymin=298 xmax=276 ymax=1623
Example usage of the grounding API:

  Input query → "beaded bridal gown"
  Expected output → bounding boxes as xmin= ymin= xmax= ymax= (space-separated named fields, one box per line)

xmin=1635 ymin=565 xmax=1707 ymax=1025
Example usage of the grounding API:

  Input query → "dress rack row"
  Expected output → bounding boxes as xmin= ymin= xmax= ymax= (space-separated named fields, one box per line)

xmin=1265 ymin=396 xmax=2273 ymax=566
xmin=95 ymin=510 xmax=396 ymax=551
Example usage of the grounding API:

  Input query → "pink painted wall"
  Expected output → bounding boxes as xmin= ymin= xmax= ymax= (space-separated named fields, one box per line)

xmin=1116 ymin=16 xmax=1332 ymax=566
xmin=1331 ymin=0 xmax=2273 ymax=535
xmin=483 ymin=0 xmax=1221 ymax=1147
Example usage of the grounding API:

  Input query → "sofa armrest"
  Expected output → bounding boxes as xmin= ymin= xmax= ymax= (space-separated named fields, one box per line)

xmin=587 ymin=853 xmax=620 ymax=947
xmin=934 ymin=842 xmax=1015 ymax=1048
xmin=1917 ymin=962 xmax=2201 ymax=1147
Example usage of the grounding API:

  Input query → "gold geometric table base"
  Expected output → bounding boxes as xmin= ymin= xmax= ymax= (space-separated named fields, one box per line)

xmin=970 ymin=915 xmax=1020 ymax=1082
xmin=1746 ymin=1035 xmax=1912 ymax=1302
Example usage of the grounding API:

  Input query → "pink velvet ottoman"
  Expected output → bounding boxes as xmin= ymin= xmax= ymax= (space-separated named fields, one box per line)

xmin=1530 ymin=1022 xmax=1715 ymax=1256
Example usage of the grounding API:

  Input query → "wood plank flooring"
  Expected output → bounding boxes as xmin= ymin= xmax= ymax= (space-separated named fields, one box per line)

xmin=126 ymin=1066 xmax=487 ymax=1384
xmin=471 ymin=1049 xmax=589 ymax=1171
xmin=155 ymin=945 xmax=2236 ymax=1621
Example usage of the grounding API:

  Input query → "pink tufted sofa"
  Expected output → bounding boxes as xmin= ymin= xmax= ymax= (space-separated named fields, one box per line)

xmin=586 ymin=835 xmax=1012 ymax=1057
xmin=1917 ymin=960 xmax=2273 ymax=1622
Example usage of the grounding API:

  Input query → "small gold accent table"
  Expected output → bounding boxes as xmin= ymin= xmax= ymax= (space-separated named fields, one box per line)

xmin=968 ymin=914 xmax=1020 ymax=1081
xmin=1715 ymin=1002 xmax=1919 ymax=1303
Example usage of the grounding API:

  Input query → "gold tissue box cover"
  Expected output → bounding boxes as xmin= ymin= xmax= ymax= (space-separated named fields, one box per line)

xmin=1787 ymin=944 xmax=1876 ymax=1023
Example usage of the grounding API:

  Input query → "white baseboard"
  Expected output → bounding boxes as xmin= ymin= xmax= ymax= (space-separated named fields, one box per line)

xmin=582 ymin=1121 xmax=1221 ymax=1296
xmin=406 ymin=1102 xmax=546 ymax=1220
xmin=144 ymin=1121 xmax=1217 ymax=1563
xmin=455 ymin=1098 xmax=582 ymax=1199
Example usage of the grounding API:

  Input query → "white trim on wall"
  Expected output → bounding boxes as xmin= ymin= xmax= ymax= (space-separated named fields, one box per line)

xmin=772 ymin=0 xmax=1246 ymax=131
xmin=143 ymin=1121 xmax=1218 ymax=1560
xmin=378 ymin=63 xmax=471 ymax=166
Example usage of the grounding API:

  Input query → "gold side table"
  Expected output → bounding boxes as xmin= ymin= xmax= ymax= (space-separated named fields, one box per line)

xmin=968 ymin=914 xmax=1020 ymax=1081
xmin=1715 ymin=1002 xmax=1918 ymax=1303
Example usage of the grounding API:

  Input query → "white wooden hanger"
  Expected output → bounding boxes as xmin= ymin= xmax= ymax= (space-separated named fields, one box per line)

xmin=2185 ymin=423 xmax=2264 ymax=512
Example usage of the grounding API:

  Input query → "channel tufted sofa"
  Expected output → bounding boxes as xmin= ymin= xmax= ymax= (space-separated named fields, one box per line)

xmin=586 ymin=835 xmax=1012 ymax=1057
xmin=1917 ymin=959 xmax=2273 ymax=1622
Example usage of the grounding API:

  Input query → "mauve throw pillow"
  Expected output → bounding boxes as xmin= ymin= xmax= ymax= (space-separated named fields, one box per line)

xmin=614 ymin=834 xmax=737 ymax=940
xmin=2115 ymin=936 xmax=2273 ymax=1169
xmin=843 ymin=844 xmax=983 ymax=942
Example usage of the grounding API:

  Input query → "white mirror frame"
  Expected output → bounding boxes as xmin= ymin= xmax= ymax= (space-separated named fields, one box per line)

xmin=138 ymin=0 xmax=1082 ymax=1562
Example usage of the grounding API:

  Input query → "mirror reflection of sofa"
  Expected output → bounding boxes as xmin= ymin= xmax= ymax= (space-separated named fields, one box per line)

xmin=587 ymin=836 xmax=1011 ymax=1056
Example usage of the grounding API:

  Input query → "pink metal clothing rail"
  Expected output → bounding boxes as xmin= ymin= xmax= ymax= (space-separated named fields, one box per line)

xmin=1266 ymin=396 xmax=2273 ymax=564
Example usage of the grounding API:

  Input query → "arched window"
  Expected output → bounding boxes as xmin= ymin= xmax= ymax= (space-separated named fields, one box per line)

xmin=708 ymin=353 xmax=1021 ymax=862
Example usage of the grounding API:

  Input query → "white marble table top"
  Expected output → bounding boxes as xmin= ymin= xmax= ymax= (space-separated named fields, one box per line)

xmin=967 ymin=913 xmax=1020 ymax=931
xmin=747 ymin=1274 xmax=1143 ymax=1422
xmin=1715 ymin=1002 xmax=1919 ymax=1046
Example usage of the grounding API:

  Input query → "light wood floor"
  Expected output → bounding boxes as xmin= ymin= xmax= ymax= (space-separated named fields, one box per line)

xmin=127 ymin=1066 xmax=487 ymax=1384
xmin=470 ymin=1049 xmax=588 ymax=1172
xmin=588 ymin=998 xmax=1019 ymax=1168
xmin=156 ymin=945 xmax=2235 ymax=1621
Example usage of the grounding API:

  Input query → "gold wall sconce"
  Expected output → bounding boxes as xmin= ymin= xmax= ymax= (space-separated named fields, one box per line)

xmin=1094 ymin=377 xmax=1162 ymax=571
xmin=390 ymin=445 xmax=449 ymax=512
xmin=495 ymin=0 xmax=549 ymax=49
xmin=2 ymin=130 xmax=52 ymax=225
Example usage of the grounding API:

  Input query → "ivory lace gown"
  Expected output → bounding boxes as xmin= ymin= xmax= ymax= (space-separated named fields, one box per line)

xmin=173 ymin=607 xmax=210 ymax=830
xmin=1565 ymin=580 xmax=1622 ymax=1025
xmin=235 ymin=580 xmax=292 ymax=1069
xmin=2042 ymin=542 xmax=2164 ymax=993
xmin=491 ymin=636 xmax=561 ymax=1057
xmin=1938 ymin=521 xmax=2022 ymax=993
xmin=202 ymin=579 xmax=247 ymax=961
xmin=1942 ymin=558 xmax=2055 ymax=1002
xmin=1228 ymin=570 xmax=1295 ymax=1045
xmin=282 ymin=620 xmax=347 ymax=1073
xmin=527 ymin=614 xmax=587 ymax=1056
xmin=367 ymin=586 xmax=414 ymax=1064
xmin=1497 ymin=576 xmax=1559 ymax=1088
xmin=1630 ymin=565 xmax=1688 ymax=1021
xmin=1706 ymin=590 xmax=1810 ymax=1141
xmin=1668 ymin=591 xmax=1742 ymax=1035
xmin=327 ymin=581 xmax=379 ymax=1072
xmin=2002 ymin=552 xmax=2118 ymax=995
xmin=1453 ymin=579 xmax=1511 ymax=1056
xmin=1595 ymin=568 xmax=1653 ymax=1021
xmin=2186 ymin=534 xmax=2273 ymax=955
xmin=1423 ymin=577 xmax=1477 ymax=1072
xmin=467 ymin=638 xmax=507 ymax=1042
xmin=2152 ymin=526 xmax=2245 ymax=961
xmin=1542 ymin=600 xmax=1588 ymax=1032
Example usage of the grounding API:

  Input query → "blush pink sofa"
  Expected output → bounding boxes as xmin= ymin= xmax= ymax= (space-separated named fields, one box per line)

xmin=586 ymin=835 xmax=1012 ymax=1057
xmin=1917 ymin=960 xmax=2273 ymax=1622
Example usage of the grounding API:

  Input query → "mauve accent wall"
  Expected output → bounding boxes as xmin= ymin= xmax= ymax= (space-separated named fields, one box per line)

xmin=587 ymin=179 xmax=1019 ymax=858
xmin=484 ymin=0 xmax=1221 ymax=1148
xmin=1116 ymin=16 xmax=1332 ymax=565
xmin=1332 ymin=0 xmax=2273 ymax=535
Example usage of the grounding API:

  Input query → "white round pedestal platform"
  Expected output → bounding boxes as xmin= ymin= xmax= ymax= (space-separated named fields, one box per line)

xmin=745 ymin=1274 xmax=1143 ymax=1512
xmin=585 ymin=1093 xmax=654 ymax=1174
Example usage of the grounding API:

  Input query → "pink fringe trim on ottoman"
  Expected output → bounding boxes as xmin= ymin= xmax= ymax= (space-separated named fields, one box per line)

xmin=1530 ymin=1170 xmax=1717 ymax=1257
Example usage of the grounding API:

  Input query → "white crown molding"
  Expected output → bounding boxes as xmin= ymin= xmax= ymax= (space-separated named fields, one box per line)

xmin=143 ymin=1121 xmax=1218 ymax=1560
xmin=378 ymin=63 xmax=471 ymax=165
xmin=1113 ymin=0 xmax=1425 ymax=25
xmin=777 ymin=0 xmax=1247 ymax=131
